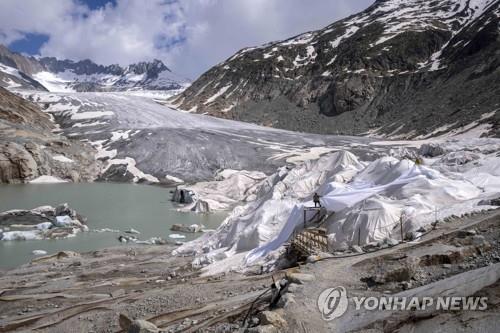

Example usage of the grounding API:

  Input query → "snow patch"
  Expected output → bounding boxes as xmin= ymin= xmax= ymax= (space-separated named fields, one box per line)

xmin=29 ymin=176 xmax=68 ymax=184
xmin=53 ymin=155 xmax=74 ymax=163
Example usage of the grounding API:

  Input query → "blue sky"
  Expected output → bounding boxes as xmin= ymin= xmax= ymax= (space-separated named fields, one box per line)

xmin=0 ymin=0 xmax=373 ymax=78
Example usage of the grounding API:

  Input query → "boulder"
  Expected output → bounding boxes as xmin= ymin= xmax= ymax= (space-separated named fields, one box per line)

xmin=0 ymin=142 xmax=38 ymax=183
xmin=457 ymin=229 xmax=477 ymax=238
xmin=170 ymin=223 xmax=203 ymax=233
xmin=257 ymin=309 xmax=287 ymax=328
xmin=286 ymin=272 xmax=315 ymax=284
xmin=419 ymin=143 xmax=445 ymax=157
xmin=351 ymin=245 xmax=364 ymax=253
xmin=55 ymin=203 xmax=77 ymax=217
xmin=0 ymin=209 xmax=53 ymax=227
xmin=128 ymin=320 xmax=159 ymax=333
xmin=192 ymin=200 xmax=210 ymax=213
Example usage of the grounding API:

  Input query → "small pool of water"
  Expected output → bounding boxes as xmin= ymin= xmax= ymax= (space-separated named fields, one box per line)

xmin=0 ymin=182 xmax=226 ymax=269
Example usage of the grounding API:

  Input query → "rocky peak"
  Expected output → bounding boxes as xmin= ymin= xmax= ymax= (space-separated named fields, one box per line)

xmin=126 ymin=59 xmax=170 ymax=77
xmin=0 ymin=45 xmax=188 ymax=92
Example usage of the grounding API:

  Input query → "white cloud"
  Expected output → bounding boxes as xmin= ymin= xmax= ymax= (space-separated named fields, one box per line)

xmin=0 ymin=0 xmax=374 ymax=78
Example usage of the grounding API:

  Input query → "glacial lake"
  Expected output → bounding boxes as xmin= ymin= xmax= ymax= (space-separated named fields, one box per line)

xmin=0 ymin=183 xmax=226 ymax=269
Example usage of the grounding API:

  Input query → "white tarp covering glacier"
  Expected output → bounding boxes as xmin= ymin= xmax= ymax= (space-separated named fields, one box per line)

xmin=245 ymin=161 xmax=432 ymax=263
xmin=175 ymin=139 xmax=500 ymax=275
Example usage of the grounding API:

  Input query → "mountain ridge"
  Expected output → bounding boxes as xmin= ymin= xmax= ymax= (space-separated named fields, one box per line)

xmin=171 ymin=0 xmax=500 ymax=139
xmin=0 ymin=45 xmax=189 ymax=92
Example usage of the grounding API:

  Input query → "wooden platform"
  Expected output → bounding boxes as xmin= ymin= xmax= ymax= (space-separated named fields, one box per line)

xmin=291 ymin=227 xmax=328 ymax=256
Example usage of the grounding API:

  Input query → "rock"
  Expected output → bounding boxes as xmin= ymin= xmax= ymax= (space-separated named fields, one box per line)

xmin=250 ymin=317 xmax=260 ymax=326
xmin=278 ymin=293 xmax=296 ymax=308
xmin=384 ymin=238 xmax=399 ymax=247
xmin=363 ymin=242 xmax=380 ymax=252
xmin=287 ymin=283 xmax=302 ymax=293
xmin=401 ymin=281 xmax=412 ymax=290
xmin=457 ymin=229 xmax=477 ymax=238
xmin=0 ymin=141 xmax=38 ymax=183
xmin=362 ymin=274 xmax=386 ymax=286
xmin=32 ymin=250 xmax=47 ymax=256
xmin=419 ymin=143 xmax=445 ymax=157
xmin=351 ymin=245 xmax=364 ymax=253
xmin=0 ymin=209 xmax=53 ymax=227
xmin=55 ymin=203 xmax=72 ymax=216
xmin=56 ymin=251 xmax=79 ymax=259
xmin=443 ymin=264 xmax=452 ymax=269
xmin=257 ymin=310 xmax=287 ymax=328
xmin=405 ymin=231 xmax=419 ymax=241
xmin=119 ymin=314 xmax=133 ymax=330
xmin=128 ymin=319 xmax=159 ymax=333
xmin=192 ymin=200 xmax=210 ymax=213
xmin=118 ymin=235 xmax=137 ymax=243
xmin=125 ymin=228 xmax=141 ymax=235
xmin=286 ymin=272 xmax=315 ymax=284
xmin=170 ymin=223 xmax=203 ymax=233
xmin=306 ymin=255 xmax=320 ymax=263
xmin=471 ymin=235 xmax=487 ymax=246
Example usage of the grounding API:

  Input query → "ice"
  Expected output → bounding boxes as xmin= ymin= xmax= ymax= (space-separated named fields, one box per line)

xmin=36 ymin=222 xmax=53 ymax=230
xmin=166 ymin=174 xmax=184 ymax=183
xmin=2 ymin=230 xmax=42 ymax=241
xmin=29 ymin=176 xmax=68 ymax=183
xmin=54 ymin=215 xmax=79 ymax=227
xmin=169 ymin=234 xmax=186 ymax=239
xmin=71 ymin=111 xmax=114 ymax=120
xmin=104 ymin=157 xmax=159 ymax=183
xmin=32 ymin=250 xmax=48 ymax=256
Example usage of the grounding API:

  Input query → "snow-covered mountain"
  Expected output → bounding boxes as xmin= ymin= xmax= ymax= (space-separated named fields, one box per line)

xmin=172 ymin=0 xmax=500 ymax=138
xmin=0 ymin=45 xmax=189 ymax=92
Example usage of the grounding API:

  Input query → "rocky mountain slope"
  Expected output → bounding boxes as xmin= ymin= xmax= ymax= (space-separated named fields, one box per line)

xmin=172 ymin=0 xmax=500 ymax=139
xmin=0 ymin=87 xmax=100 ymax=183
xmin=0 ymin=45 xmax=188 ymax=92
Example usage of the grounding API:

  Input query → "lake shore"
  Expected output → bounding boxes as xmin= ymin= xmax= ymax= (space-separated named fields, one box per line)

xmin=1 ymin=209 xmax=499 ymax=332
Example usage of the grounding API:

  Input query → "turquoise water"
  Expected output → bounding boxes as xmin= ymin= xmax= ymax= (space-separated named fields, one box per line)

xmin=0 ymin=183 xmax=225 ymax=269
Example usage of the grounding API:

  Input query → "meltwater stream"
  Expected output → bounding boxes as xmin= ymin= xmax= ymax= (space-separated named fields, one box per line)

xmin=0 ymin=183 xmax=226 ymax=269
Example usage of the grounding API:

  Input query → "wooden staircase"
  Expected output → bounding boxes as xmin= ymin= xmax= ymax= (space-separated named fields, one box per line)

xmin=289 ymin=207 xmax=330 ymax=256
xmin=290 ymin=227 xmax=328 ymax=256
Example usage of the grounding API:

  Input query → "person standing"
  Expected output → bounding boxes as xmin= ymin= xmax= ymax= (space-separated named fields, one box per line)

xmin=313 ymin=192 xmax=321 ymax=207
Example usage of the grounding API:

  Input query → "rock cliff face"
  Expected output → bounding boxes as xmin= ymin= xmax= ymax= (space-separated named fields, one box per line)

xmin=0 ymin=87 xmax=101 ymax=183
xmin=172 ymin=0 xmax=500 ymax=138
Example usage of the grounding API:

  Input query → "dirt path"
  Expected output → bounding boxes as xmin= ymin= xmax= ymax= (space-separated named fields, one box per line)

xmin=0 ymin=209 xmax=499 ymax=332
